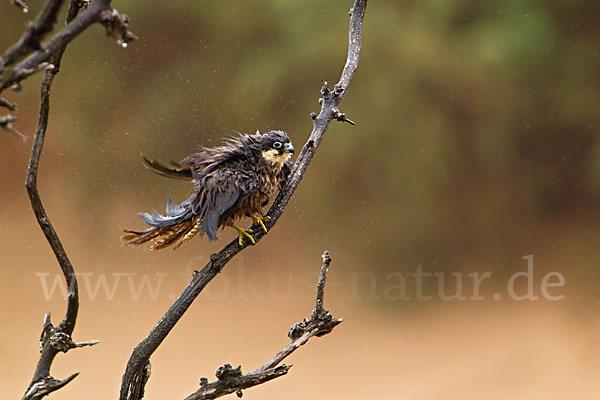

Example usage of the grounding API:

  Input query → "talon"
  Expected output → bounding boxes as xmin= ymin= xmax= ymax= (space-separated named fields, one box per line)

xmin=232 ymin=224 xmax=255 ymax=246
xmin=251 ymin=215 xmax=270 ymax=233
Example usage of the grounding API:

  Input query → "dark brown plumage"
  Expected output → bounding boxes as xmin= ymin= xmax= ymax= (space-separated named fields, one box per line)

xmin=122 ymin=130 xmax=294 ymax=250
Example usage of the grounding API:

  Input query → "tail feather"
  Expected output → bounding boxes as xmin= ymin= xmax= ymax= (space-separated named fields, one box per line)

xmin=122 ymin=194 xmax=203 ymax=250
xmin=172 ymin=219 xmax=201 ymax=250
xmin=121 ymin=218 xmax=201 ymax=250
xmin=121 ymin=227 xmax=163 ymax=246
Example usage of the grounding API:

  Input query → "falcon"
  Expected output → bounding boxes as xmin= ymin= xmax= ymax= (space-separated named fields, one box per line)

xmin=122 ymin=130 xmax=295 ymax=250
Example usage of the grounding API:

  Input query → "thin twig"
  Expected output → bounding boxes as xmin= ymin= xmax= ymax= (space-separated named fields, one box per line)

xmin=119 ymin=1 xmax=366 ymax=398
xmin=0 ymin=114 xmax=27 ymax=141
xmin=0 ymin=96 xmax=17 ymax=110
xmin=315 ymin=250 xmax=331 ymax=313
xmin=183 ymin=251 xmax=343 ymax=400
xmin=11 ymin=0 xmax=30 ymax=13
xmin=255 ymin=251 xmax=342 ymax=373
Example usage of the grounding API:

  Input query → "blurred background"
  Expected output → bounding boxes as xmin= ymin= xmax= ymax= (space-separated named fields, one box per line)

xmin=2 ymin=0 xmax=600 ymax=398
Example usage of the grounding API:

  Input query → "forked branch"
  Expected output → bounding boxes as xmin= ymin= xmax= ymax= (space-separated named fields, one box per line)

xmin=14 ymin=0 xmax=136 ymax=398
xmin=184 ymin=251 xmax=342 ymax=400
xmin=120 ymin=1 xmax=367 ymax=398
xmin=1 ymin=0 xmax=136 ymax=140
xmin=22 ymin=48 xmax=93 ymax=400
xmin=0 ymin=0 xmax=136 ymax=92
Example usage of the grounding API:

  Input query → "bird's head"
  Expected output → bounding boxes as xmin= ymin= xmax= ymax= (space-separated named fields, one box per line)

xmin=257 ymin=130 xmax=295 ymax=167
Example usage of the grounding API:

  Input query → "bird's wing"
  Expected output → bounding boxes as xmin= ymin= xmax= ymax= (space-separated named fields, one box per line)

xmin=192 ymin=167 xmax=258 ymax=240
xmin=140 ymin=152 xmax=194 ymax=181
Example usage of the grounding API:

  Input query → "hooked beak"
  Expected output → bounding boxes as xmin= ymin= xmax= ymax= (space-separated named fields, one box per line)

xmin=283 ymin=142 xmax=295 ymax=154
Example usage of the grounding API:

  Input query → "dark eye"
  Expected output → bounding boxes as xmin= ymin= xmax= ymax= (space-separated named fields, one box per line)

xmin=273 ymin=141 xmax=282 ymax=149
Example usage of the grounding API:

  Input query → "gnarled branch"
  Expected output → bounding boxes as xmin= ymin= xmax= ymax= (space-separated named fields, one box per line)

xmin=16 ymin=0 xmax=135 ymax=398
xmin=184 ymin=251 xmax=342 ymax=400
xmin=119 ymin=1 xmax=367 ymax=398
xmin=22 ymin=48 xmax=87 ymax=400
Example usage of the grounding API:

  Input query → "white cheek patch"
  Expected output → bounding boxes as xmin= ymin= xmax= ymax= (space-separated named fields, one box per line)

xmin=261 ymin=149 xmax=291 ymax=166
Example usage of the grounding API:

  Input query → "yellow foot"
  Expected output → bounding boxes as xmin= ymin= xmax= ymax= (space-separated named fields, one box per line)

xmin=251 ymin=215 xmax=270 ymax=233
xmin=232 ymin=224 xmax=256 ymax=246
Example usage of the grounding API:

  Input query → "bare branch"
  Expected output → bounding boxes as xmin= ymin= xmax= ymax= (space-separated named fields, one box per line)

xmin=22 ymin=57 xmax=84 ymax=400
xmin=315 ymin=250 xmax=331 ymax=313
xmin=22 ymin=373 xmax=79 ymax=400
xmin=120 ymin=2 xmax=366 ymax=398
xmin=0 ymin=0 xmax=65 ymax=73
xmin=0 ymin=96 xmax=17 ymax=110
xmin=184 ymin=251 xmax=343 ymax=400
xmin=1 ymin=0 xmax=136 ymax=92
xmin=11 ymin=0 xmax=30 ymax=13
xmin=18 ymin=0 xmax=130 ymax=396
xmin=1 ymin=0 xmax=136 ymax=142
xmin=185 ymin=365 xmax=291 ymax=400
xmin=0 ymin=114 xmax=27 ymax=141
xmin=255 ymin=251 xmax=342 ymax=373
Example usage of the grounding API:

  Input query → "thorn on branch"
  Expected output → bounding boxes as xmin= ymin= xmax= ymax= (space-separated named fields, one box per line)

xmin=100 ymin=9 xmax=138 ymax=48
xmin=71 ymin=339 xmax=100 ymax=349
xmin=333 ymin=110 xmax=355 ymax=125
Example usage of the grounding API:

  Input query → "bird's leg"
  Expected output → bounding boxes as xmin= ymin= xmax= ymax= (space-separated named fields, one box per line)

xmin=251 ymin=215 xmax=270 ymax=233
xmin=231 ymin=224 xmax=256 ymax=246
